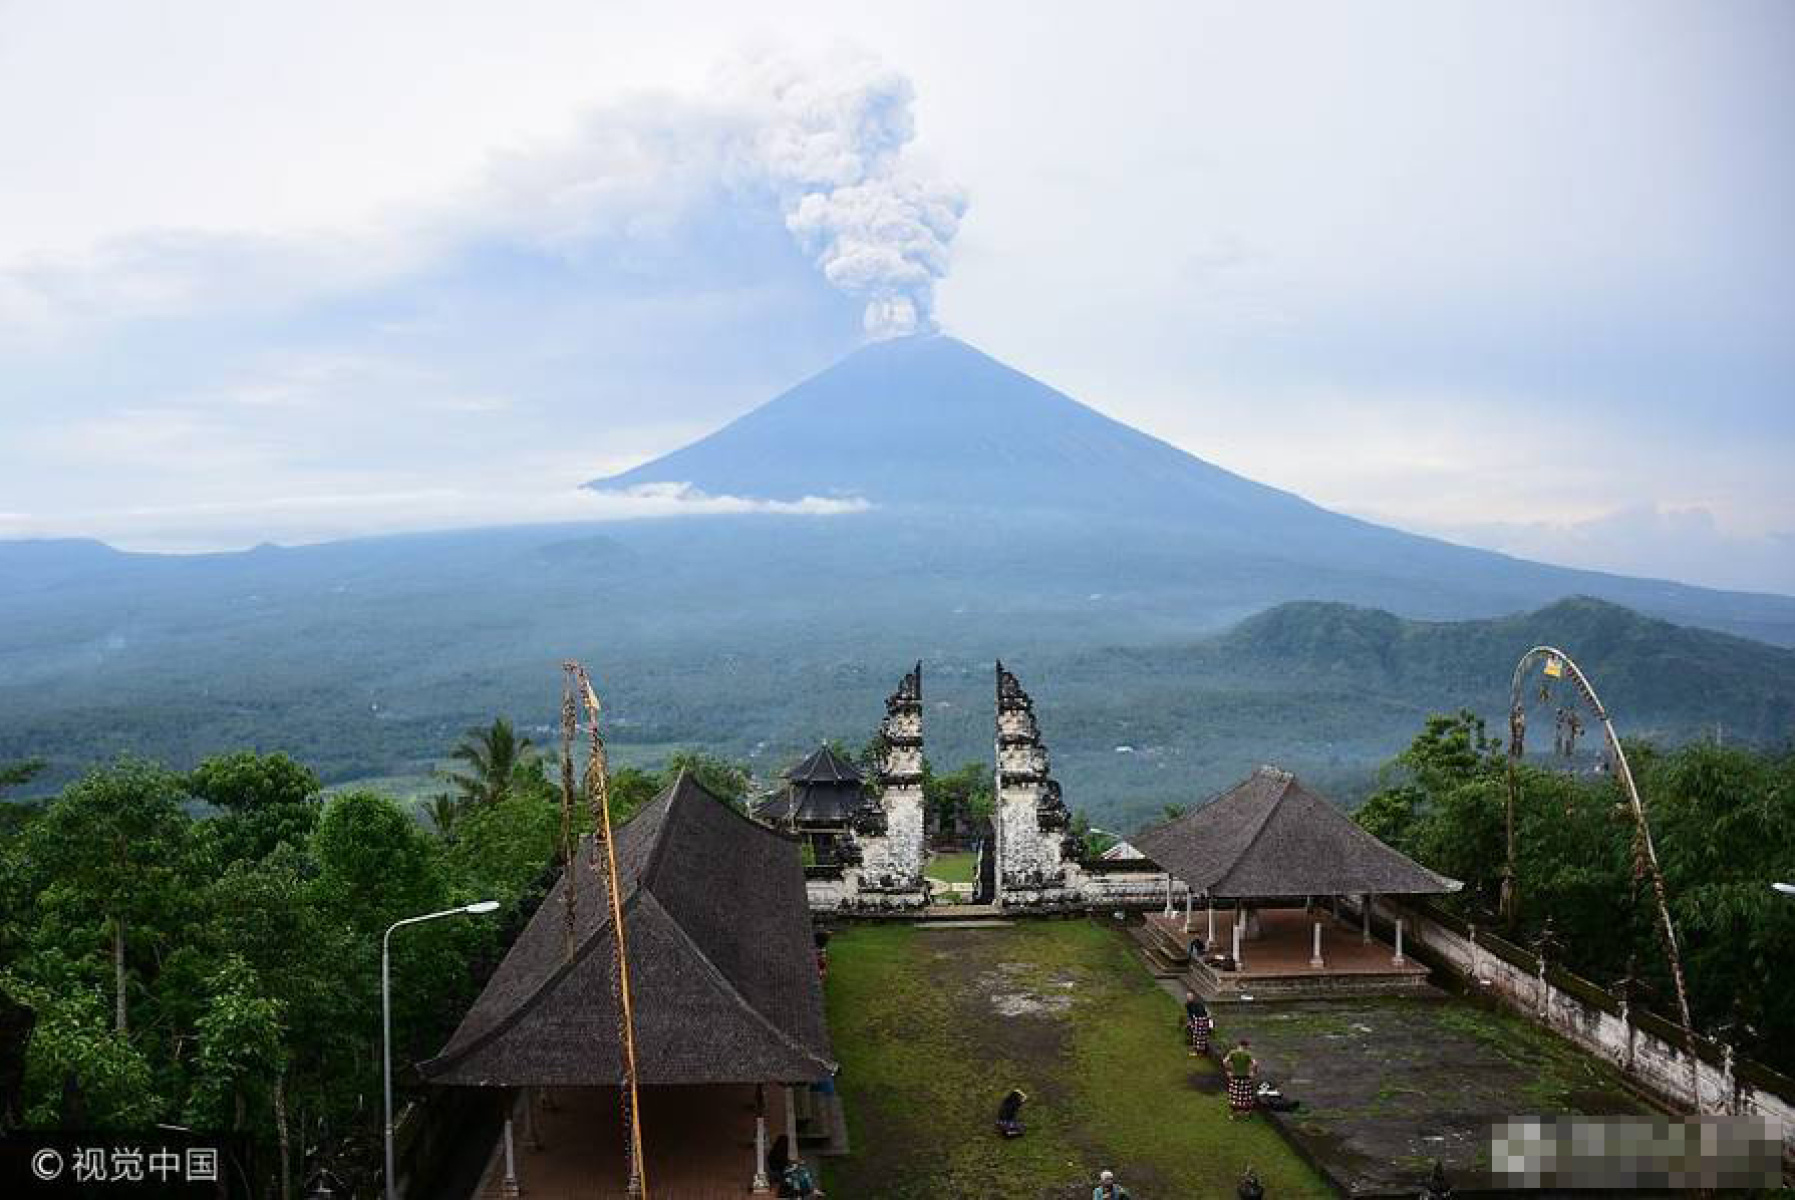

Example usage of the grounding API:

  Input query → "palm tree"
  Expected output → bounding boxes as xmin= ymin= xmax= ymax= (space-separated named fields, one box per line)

xmin=424 ymin=793 xmax=464 ymax=841
xmin=445 ymin=717 xmax=534 ymax=809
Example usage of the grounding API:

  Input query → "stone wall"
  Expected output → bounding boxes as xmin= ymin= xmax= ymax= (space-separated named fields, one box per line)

xmin=1343 ymin=894 xmax=1795 ymax=1169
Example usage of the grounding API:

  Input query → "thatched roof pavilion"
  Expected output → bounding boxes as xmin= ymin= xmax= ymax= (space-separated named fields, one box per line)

xmin=424 ymin=770 xmax=836 ymax=1195
xmin=1136 ymin=765 xmax=1458 ymax=900
xmin=426 ymin=768 xmax=833 ymax=1087
xmin=1135 ymin=766 xmax=1458 ymax=998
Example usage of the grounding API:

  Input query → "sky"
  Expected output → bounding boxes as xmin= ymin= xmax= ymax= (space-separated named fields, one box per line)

xmin=1 ymin=1 xmax=1791 ymax=594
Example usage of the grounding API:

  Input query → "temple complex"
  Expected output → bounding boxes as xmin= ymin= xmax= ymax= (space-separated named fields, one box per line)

xmin=1134 ymin=766 xmax=1459 ymax=999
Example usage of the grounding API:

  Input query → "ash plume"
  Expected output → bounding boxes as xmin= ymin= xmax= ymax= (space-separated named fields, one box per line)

xmin=729 ymin=54 xmax=968 ymax=339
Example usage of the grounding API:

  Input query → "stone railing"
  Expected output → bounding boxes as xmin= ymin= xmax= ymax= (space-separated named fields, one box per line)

xmin=1341 ymin=894 xmax=1794 ymax=1170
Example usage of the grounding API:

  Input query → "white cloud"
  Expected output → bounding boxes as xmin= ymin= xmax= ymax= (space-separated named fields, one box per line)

xmin=0 ymin=482 xmax=868 ymax=554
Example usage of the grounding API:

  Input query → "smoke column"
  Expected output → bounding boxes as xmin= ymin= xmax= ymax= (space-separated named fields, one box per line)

xmin=729 ymin=55 xmax=968 ymax=339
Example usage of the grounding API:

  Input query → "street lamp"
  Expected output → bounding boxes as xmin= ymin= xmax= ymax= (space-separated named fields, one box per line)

xmin=383 ymin=901 xmax=499 ymax=1200
xmin=1774 ymin=883 xmax=1795 ymax=897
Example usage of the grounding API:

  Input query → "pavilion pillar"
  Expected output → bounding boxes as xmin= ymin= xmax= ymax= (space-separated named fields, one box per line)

xmin=1310 ymin=921 xmax=1325 ymax=969
xmin=501 ymin=1110 xmax=520 ymax=1198
xmin=1205 ymin=895 xmax=1215 ymax=945
xmin=1182 ymin=885 xmax=1193 ymax=933
xmin=1163 ymin=874 xmax=1174 ymax=916
xmin=523 ymin=1086 xmax=540 ymax=1151
xmin=1362 ymin=893 xmax=1373 ymax=944
xmin=784 ymin=1084 xmax=799 ymax=1167
xmin=1392 ymin=917 xmax=1406 ymax=966
xmin=751 ymin=1085 xmax=770 ymax=1194
xmin=1231 ymin=913 xmax=1243 ymax=971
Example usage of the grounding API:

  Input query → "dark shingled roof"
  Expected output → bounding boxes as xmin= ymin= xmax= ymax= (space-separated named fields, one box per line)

xmin=1134 ymin=766 xmax=1460 ymax=900
xmin=751 ymin=745 xmax=865 ymax=826
xmin=423 ymin=770 xmax=835 ymax=1087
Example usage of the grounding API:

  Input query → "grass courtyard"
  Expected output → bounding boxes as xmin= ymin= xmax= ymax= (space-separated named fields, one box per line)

xmin=925 ymin=850 xmax=977 ymax=884
xmin=822 ymin=920 xmax=1329 ymax=1199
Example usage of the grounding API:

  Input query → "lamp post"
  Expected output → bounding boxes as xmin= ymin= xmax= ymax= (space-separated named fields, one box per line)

xmin=383 ymin=901 xmax=500 ymax=1200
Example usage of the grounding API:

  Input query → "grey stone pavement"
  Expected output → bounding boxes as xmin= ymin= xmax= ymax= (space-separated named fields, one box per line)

xmin=1167 ymin=986 xmax=1657 ymax=1195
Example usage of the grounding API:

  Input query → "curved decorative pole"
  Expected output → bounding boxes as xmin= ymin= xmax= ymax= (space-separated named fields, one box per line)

xmin=1505 ymin=645 xmax=1702 ymax=1112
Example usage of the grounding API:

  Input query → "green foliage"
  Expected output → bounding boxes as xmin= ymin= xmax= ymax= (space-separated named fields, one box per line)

xmin=4 ymin=974 xmax=160 ymax=1129
xmin=0 ymin=728 xmax=547 ymax=1196
xmin=449 ymin=787 xmax=562 ymax=903
xmin=1359 ymin=715 xmax=1795 ymax=1072
xmin=662 ymin=749 xmax=750 ymax=806
xmin=183 ymin=957 xmax=285 ymax=1131
xmin=310 ymin=790 xmax=446 ymax=937
xmin=188 ymin=751 xmax=323 ymax=866
xmin=24 ymin=758 xmax=194 ymax=1032
xmin=606 ymin=766 xmax=664 ymax=819
xmin=0 ymin=757 xmax=44 ymax=797
xmin=443 ymin=717 xmax=535 ymax=809
xmin=924 ymin=760 xmax=992 ymax=827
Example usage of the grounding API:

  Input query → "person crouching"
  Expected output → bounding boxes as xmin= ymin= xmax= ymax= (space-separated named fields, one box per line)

xmin=995 ymin=1087 xmax=1028 ymax=1138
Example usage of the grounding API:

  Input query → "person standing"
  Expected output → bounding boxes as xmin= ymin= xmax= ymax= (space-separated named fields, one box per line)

xmin=1222 ymin=1039 xmax=1258 ymax=1120
xmin=1183 ymin=990 xmax=1212 ymax=1056
xmin=1092 ymin=1167 xmax=1132 ymax=1199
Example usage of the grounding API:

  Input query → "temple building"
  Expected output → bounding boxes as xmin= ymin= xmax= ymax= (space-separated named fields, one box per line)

xmin=751 ymin=743 xmax=866 ymax=867
xmin=423 ymin=770 xmax=839 ymax=1197
xmin=1134 ymin=766 xmax=1460 ymax=999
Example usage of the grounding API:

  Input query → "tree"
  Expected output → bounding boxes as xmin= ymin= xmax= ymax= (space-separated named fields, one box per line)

xmin=444 ymin=718 xmax=535 ymax=809
xmin=309 ymin=791 xmax=445 ymax=938
xmin=4 ymin=973 xmax=160 ymax=1129
xmin=606 ymin=767 xmax=664 ymax=821
xmin=925 ymin=761 xmax=993 ymax=835
xmin=26 ymin=759 xmax=192 ymax=1033
xmin=0 ymin=758 xmax=43 ymax=797
xmin=188 ymin=751 xmax=323 ymax=866
xmin=663 ymin=750 xmax=751 ymax=807
xmin=423 ymin=793 xmax=464 ymax=842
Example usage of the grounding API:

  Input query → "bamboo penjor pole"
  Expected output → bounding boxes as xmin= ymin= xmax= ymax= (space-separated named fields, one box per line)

xmin=565 ymin=662 xmax=649 ymax=1197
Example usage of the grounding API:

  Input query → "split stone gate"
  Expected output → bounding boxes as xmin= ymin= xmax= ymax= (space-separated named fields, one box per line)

xmin=803 ymin=662 xmax=1172 ymax=914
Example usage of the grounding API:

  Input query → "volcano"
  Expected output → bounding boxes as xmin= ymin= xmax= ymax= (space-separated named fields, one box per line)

xmin=3 ymin=333 xmax=1793 ymax=811
xmin=589 ymin=334 xmax=1795 ymax=641
xmin=591 ymin=335 xmax=1322 ymax=522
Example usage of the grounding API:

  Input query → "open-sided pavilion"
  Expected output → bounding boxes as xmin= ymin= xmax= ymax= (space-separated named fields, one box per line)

xmin=424 ymin=770 xmax=838 ymax=1197
xmin=1134 ymin=766 xmax=1460 ymax=1000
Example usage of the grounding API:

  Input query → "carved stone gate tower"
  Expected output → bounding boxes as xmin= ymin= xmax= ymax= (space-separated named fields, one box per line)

xmin=838 ymin=663 xmax=928 ymax=909
xmin=994 ymin=662 xmax=1086 ymax=907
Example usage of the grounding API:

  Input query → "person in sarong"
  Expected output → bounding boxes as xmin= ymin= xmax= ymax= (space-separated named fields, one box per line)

xmin=1183 ymin=990 xmax=1212 ymax=1056
xmin=995 ymin=1087 xmax=1028 ymax=1138
xmin=1222 ymin=1039 xmax=1258 ymax=1119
